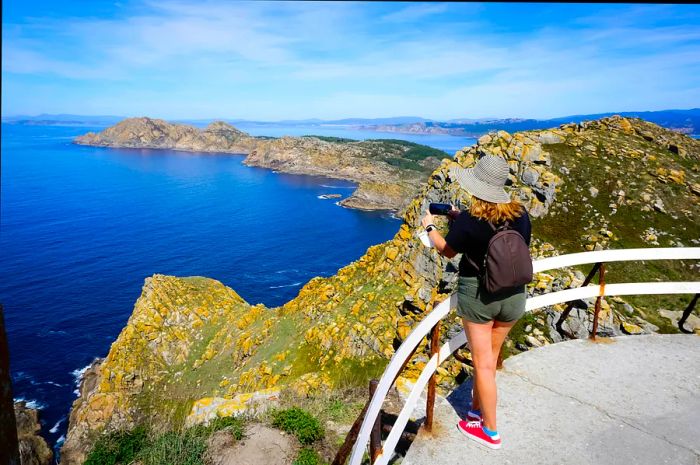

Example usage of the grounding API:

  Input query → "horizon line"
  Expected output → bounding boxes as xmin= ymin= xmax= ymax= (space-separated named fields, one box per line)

xmin=3 ymin=107 xmax=700 ymax=124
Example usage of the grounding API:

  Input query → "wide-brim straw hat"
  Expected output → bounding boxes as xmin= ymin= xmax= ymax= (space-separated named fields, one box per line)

xmin=451 ymin=155 xmax=511 ymax=204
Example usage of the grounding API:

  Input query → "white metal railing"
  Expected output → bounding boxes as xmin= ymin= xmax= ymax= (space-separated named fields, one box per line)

xmin=347 ymin=248 xmax=700 ymax=465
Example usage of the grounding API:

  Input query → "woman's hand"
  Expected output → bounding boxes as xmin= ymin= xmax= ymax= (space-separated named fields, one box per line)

xmin=420 ymin=209 xmax=458 ymax=258
xmin=447 ymin=204 xmax=460 ymax=220
xmin=421 ymin=211 xmax=435 ymax=229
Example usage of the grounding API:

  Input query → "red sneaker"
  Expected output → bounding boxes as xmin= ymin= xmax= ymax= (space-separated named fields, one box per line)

xmin=457 ymin=420 xmax=501 ymax=449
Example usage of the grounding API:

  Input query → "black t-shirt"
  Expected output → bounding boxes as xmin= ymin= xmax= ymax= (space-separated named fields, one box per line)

xmin=444 ymin=209 xmax=532 ymax=277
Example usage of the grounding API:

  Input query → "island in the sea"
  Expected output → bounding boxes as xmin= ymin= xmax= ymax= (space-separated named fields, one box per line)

xmin=74 ymin=117 xmax=448 ymax=212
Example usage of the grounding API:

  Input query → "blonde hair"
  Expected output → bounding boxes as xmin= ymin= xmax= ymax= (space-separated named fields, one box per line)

xmin=469 ymin=195 xmax=524 ymax=223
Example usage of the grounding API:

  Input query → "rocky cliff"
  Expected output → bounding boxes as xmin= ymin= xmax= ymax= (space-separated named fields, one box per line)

xmin=62 ymin=117 xmax=700 ymax=463
xmin=75 ymin=118 xmax=445 ymax=212
xmin=15 ymin=402 xmax=53 ymax=465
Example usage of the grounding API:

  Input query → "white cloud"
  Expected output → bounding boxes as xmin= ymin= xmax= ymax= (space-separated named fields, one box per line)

xmin=380 ymin=3 xmax=450 ymax=23
xmin=2 ymin=1 xmax=699 ymax=119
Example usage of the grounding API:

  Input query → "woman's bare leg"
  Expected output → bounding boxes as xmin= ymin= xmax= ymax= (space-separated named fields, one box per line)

xmin=463 ymin=319 xmax=497 ymax=429
xmin=463 ymin=318 xmax=517 ymax=430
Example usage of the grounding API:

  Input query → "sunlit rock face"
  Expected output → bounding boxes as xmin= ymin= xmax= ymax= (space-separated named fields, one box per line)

xmin=62 ymin=116 xmax=700 ymax=463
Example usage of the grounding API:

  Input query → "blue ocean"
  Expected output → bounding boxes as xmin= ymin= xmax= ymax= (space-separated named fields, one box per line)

xmin=0 ymin=122 xmax=475 ymax=452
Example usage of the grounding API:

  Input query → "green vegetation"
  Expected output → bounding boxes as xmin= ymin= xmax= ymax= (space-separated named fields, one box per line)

xmin=303 ymin=135 xmax=357 ymax=143
xmin=293 ymin=448 xmax=327 ymax=465
xmin=138 ymin=430 xmax=208 ymax=465
xmin=84 ymin=417 xmax=244 ymax=465
xmin=271 ymin=407 xmax=325 ymax=445
xmin=373 ymin=139 xmax=448 ymax=160
xmin=275 ymin=387 xmax=367 ymax=430
xmin=385 ymin=157 xmax=424 ymax=171
xmin=404 ymin=145 xmax=449 ymax=161
xmin=84 ymin=426 xmax=147 ymax=465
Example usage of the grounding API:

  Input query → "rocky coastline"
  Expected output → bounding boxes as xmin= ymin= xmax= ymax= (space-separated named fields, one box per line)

xmin=62 ymin=116 xmax=700 ymax=464
xmin=15 ymin=402 xmax=53 ymax=465
xmin=74 ymin=118 xmax=446 ymax=213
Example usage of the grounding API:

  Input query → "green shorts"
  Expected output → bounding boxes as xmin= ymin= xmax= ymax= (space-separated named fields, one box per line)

xmin=456 ymin=276 xmax=526 ymax=324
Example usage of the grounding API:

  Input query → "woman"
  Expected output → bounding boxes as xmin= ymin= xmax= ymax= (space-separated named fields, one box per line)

xmin=421 ymin=155 xmax=531 ymax=450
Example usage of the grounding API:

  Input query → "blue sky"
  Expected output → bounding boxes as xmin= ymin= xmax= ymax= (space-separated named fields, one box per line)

xmin=3 ymin=1 xmax=700 ymax=120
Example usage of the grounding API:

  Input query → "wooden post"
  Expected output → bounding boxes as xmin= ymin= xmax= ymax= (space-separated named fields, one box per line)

xmin=332 ymin=395 xmax=371 ymax=465
xmin=333 ymin=335 xmax=423 ymax=465
xmin=591 ymin=263 xmax=606 ymax=340
xmin=425 ymin=323 xmax=440 ymax=432
xmin=1 ymin=305 xmax=21 ymax=465
xmin=369 ymin=380 xmax=382 ymax=463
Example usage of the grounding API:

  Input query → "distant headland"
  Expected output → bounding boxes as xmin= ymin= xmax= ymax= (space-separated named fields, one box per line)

xmin=74 ymin=117 xmax=448 ymax=213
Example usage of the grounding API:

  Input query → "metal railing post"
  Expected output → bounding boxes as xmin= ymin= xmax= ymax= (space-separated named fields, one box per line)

xmin=590 ymin=263 xmax=606 ymax=340
xmin=678 ymin=294 xmax=699 ymax=334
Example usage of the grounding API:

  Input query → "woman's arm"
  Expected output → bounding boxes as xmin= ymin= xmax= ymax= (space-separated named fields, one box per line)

xmin=421 ymin=210 xmax=458 ymax=259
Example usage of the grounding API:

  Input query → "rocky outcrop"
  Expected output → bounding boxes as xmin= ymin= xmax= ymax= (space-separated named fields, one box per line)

xmin=75 ymin=118 xmax=255 ymax=153
xmin=75 ymin=118 xmax=445 ymax=213
xmin=14 ymin=402 xmax=53 ymax=465
xmin=1 ymin=306 xmax=20 ymax=465
xmin=63 ymin=116 xmax=700 ymax=463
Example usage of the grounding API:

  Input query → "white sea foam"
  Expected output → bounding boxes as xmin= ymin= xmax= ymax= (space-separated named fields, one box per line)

xmin=14 ymin=397 xmax=47 ymax=410
xmin=320 ymin=184 xmax=355 ymax=189
xmin=71 ymin=362 xmax=93 ymax=398
xmin=71 ymin=364 xmax=91 ymax=381
xmin=56 ymin=435 xmax=66 ymax=446
xmin=50 ymin=417 xmax=66 ymax=434
xmin=45 ymin=381 xmax=65 ymax=387
xmin=269 ymin=282 xmax=303 ymax=289
xmin=29 ymin=379 xmax=65 ymax=388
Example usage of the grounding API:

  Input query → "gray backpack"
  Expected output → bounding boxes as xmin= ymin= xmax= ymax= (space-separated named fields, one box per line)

xmin=468 ymin=221 xmax=533 ymax=294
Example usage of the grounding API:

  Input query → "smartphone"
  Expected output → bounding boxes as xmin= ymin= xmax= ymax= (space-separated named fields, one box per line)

xmin=429 ymin=203 xmax=452 ymax=215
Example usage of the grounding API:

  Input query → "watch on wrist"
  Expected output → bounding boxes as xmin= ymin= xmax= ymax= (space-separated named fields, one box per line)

xmin=426 ymin=224 xmax=436 ymax=233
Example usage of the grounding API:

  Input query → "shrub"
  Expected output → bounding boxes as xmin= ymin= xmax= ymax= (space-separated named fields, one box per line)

xmin=84 ymin=417 xmax=246 ymax=465
xmin=139 ymin=430 xmax=207 ymax=465
xmin=271 ymin=407 xmax=324 ymax=444
xmin=208 ymin=416 xmax=244 ymax=440
xmin=293 ymin=448 xmax=327 ymax=465
xmin=84 ymin=426 xmax=148 ymax=465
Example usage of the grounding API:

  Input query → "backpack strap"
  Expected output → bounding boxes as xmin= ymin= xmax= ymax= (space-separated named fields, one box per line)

xmin=490 ymin=220 xmax=511 ymax=232
xmin=465 ymin=253 xmax=483 ymax=278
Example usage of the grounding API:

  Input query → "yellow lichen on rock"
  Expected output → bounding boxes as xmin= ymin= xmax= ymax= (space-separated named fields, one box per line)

xmin=62 ymin=116 xmax=700 ymax=465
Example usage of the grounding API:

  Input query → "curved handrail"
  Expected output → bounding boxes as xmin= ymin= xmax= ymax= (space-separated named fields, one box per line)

xmin=532 ymin=247 xmax=700 ymax=273
xmin=348 ymin=247 xmax=700 ymax=465
xmin=347 ymin=295 xmax=456 ymax=465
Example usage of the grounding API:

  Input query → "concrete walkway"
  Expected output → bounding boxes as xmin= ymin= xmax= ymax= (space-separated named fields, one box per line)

xmin=402 ymin=335 xmax=700 ymax=465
